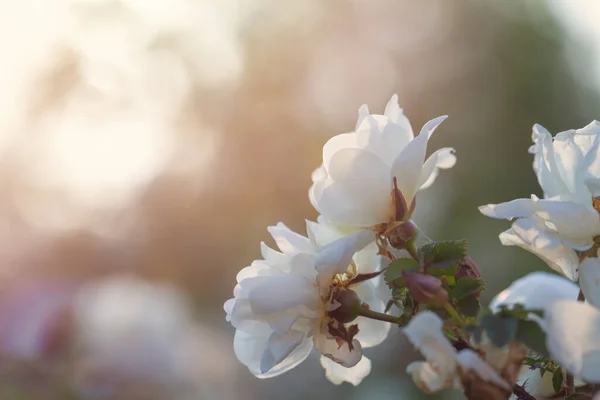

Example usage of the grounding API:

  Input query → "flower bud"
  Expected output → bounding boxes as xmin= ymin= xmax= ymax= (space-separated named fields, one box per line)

xmin=403 ymin=271 xmax=448 ymax=307
xmin=388 ymin=220 xmax=417 ymax=250
xmin=455 ymin=256 xmax=482 ymax=280
xmin=390 ymin=177 xmax=417 ymax=222
xmin=455 ymin=256 xmax=483 ymax=297
xmin=327 ymin=287 xmax=361 ymax=323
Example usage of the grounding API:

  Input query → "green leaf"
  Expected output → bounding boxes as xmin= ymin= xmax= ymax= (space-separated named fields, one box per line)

xmin=385 ymin=288 xmax=407 ymax=313
xmin=384 ymin=258 xmax=419 ymax=288
xmin=496 ymin=304 xmax=544 ymax=320
xmin=455 ymin=294 xmax=481 ymax=318
xmin=552 ymin=368 xmax=563 ymax=393
xmin=516 ymin=320 xmax=550 ymax=358
xmin=448 ymin=277 xmax=486 ymax=300
xmin=419 ymin=240 xmax=467 ymax=266
xmin=428 ymin=262 xmax=459 ymax=278
xmin=480 ymin=314 xmax=519 ymax=347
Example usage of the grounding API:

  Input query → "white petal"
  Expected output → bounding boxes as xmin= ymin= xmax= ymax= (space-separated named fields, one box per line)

xmin=224 ymin=298 xmax=235 ymax=321
xmin=310 ymin=148 xmax=391 ymax=226
xmin=267 ymin=223 xmax=313 ymax=255
xmin=260 ymin=243 xmax=289 ymax=271
xmin=531 ymin=124 xmax=569 ymax=198
xmin=320 ymin=355 xmax=372 ymax=386
xmin=352 ymin=241 xmax=380 ymax=274
xmin=553 ymin=124 xmax=600 ymax=197
xmin=402 ymin=311 xmax=456 ymax=377
xmin=234 ymin=329 xmax=313 ymax=378
xmin=315 ymin=229 xmax=375 ymax=295
xmin=391 ymin=116 xmax=447 ymax=204
xmin=419 ymin=147 xmax=456 ymax=190
xmin=352 ymin=280 xmax=390 ymax=348
xmin=579 ymin=256 xmax=600 ymax=309
xmin=236 ymin=260 xmax=284 ymax=282
xmin=246 ymin=275 xmax=319 ymax=315
xmin=406 ymin=361 xmax=456 ymax=393
xmin=499 ymin=218 xmax=579 ymax=280
xmin=456 ymin=349 xmax=510 ymax=390
xmin=311 ymin=164 xmax=328 ymax=183
xmin=489 ymin=272 xmax=579 ymax=315
xmin=514 ymin=366 xmax=555 ymax=398
xmin=314 ymin=333 xmax=362 ymax=368
xmin=545 ymin=299 xmax=600 ymax=383
xmin=305 ymin=220 xmax=343 ymax=249
xmin=384 ymin=94 xmax=413 ymax=140
xmin=535 ymin=199 xmax=600 ymax=245
xmin=260 ymin=330 xmax=306 ymax=374
xmin=355 ymin=104 xmax=370 ymax=131
xmin=479 ymin=198 xmax=537 ymax=220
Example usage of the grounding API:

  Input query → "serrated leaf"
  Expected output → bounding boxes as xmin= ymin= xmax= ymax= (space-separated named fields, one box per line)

xmin=449 ymin=277 xmax=486 ymax=300
xmin=480 ymin=314 xmax=519 ymax=347
xmin=428 ymin=262 xmax=459 ymax=278
xmin=552 ymin=368 xmax=563 ymax=393
xmin=456 ymin=294 xmax=481 ymax=318
xmin=420 ymin=240 xmax=467 ymax=266
xmin=516 ymin=320 xmax=550 ymax=358
xmin=384 ymin=258 xmax=419 ymax=288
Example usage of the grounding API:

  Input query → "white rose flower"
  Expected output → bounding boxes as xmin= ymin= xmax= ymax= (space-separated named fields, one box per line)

xmin=480 ymin=121 xmax=600 ymax=281
xmin=403 ymin=311 xmax=509 ymax=393
xmin=224 ymin=222 xmax=390 ymax=385
xmin=490 ymin=271 xmax=600 ymax=383
xmin=309 ymin=95 xmax=456 ymax=228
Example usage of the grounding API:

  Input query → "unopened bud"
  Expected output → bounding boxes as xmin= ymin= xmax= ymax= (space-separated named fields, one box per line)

xmin=390 ymin=178 xmax=417 ymax=222
xmin=388 ymin=220 xmax=417 ymax=250
xmin=455 ymin=256 xmax=483 ymax=298
xmin=403 ymin=271 xmax=448 ymax=307
xmin=455 ymin=256 xmax=482 ymax=280
xmin=391 ymin=177 xmax=408 ymax=221
xmin=327 ymin=288 xmax=361 ymax=323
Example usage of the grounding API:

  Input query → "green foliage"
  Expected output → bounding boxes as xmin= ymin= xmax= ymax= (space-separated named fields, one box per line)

xmin=523 ymin=355 xmax=559 ymax=377
xmin=384 ymin=258 xmax=418 ymax=289
xmin=467 ymin=305 xmax=550 ymax=360
xmin=552 ymin=368 xmax=564 ymax=393
xmin=515 ymin=320 xmax=550 ymax=358
xmin=385 ymin=287 xmax=408 ymax=313
xmin=455 ymin=295 xmax=481 ymax=318
xmin=420 ymin=240 xmax=467 ymax=270
xmin=448 ymin=277 xmax=486 ymax=300
xmin=480 ymin=314 xmax=519 ymax=347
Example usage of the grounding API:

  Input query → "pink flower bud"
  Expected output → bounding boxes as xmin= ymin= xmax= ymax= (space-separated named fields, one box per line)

xmin=403 ymin=271 xmax=448 ymax=306
xmin=455 ymin=257 xmax=483 ymax=297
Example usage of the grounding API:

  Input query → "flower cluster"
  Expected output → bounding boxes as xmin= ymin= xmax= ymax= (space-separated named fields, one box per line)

xmin=224 ymin=95 xmax=456 ymax=384
xmin=225 ymin=94 xmax=600 ymax=400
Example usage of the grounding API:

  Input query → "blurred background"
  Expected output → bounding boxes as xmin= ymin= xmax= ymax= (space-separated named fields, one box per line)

xmin=0 ymin=0 xmax=598 ymax=399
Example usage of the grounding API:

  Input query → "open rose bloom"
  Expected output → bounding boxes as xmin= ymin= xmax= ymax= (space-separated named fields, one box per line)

xmin=224 ymin=222 xmax=390 ymax=385
xmin=310 ymin=95 xmax=456 ymax=229
xmin=481 ymin=121 xmax=600 ymax=281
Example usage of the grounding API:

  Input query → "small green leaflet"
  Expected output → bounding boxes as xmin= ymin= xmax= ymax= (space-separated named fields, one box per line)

xmin=384 ymin=258 xmax=418 ymax=288
xmin=448 ymin=277 xmax=486 ymax=300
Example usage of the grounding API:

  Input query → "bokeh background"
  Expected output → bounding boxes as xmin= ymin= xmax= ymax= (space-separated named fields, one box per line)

xmin=0 ymin=0 xmax=599 ymax=399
